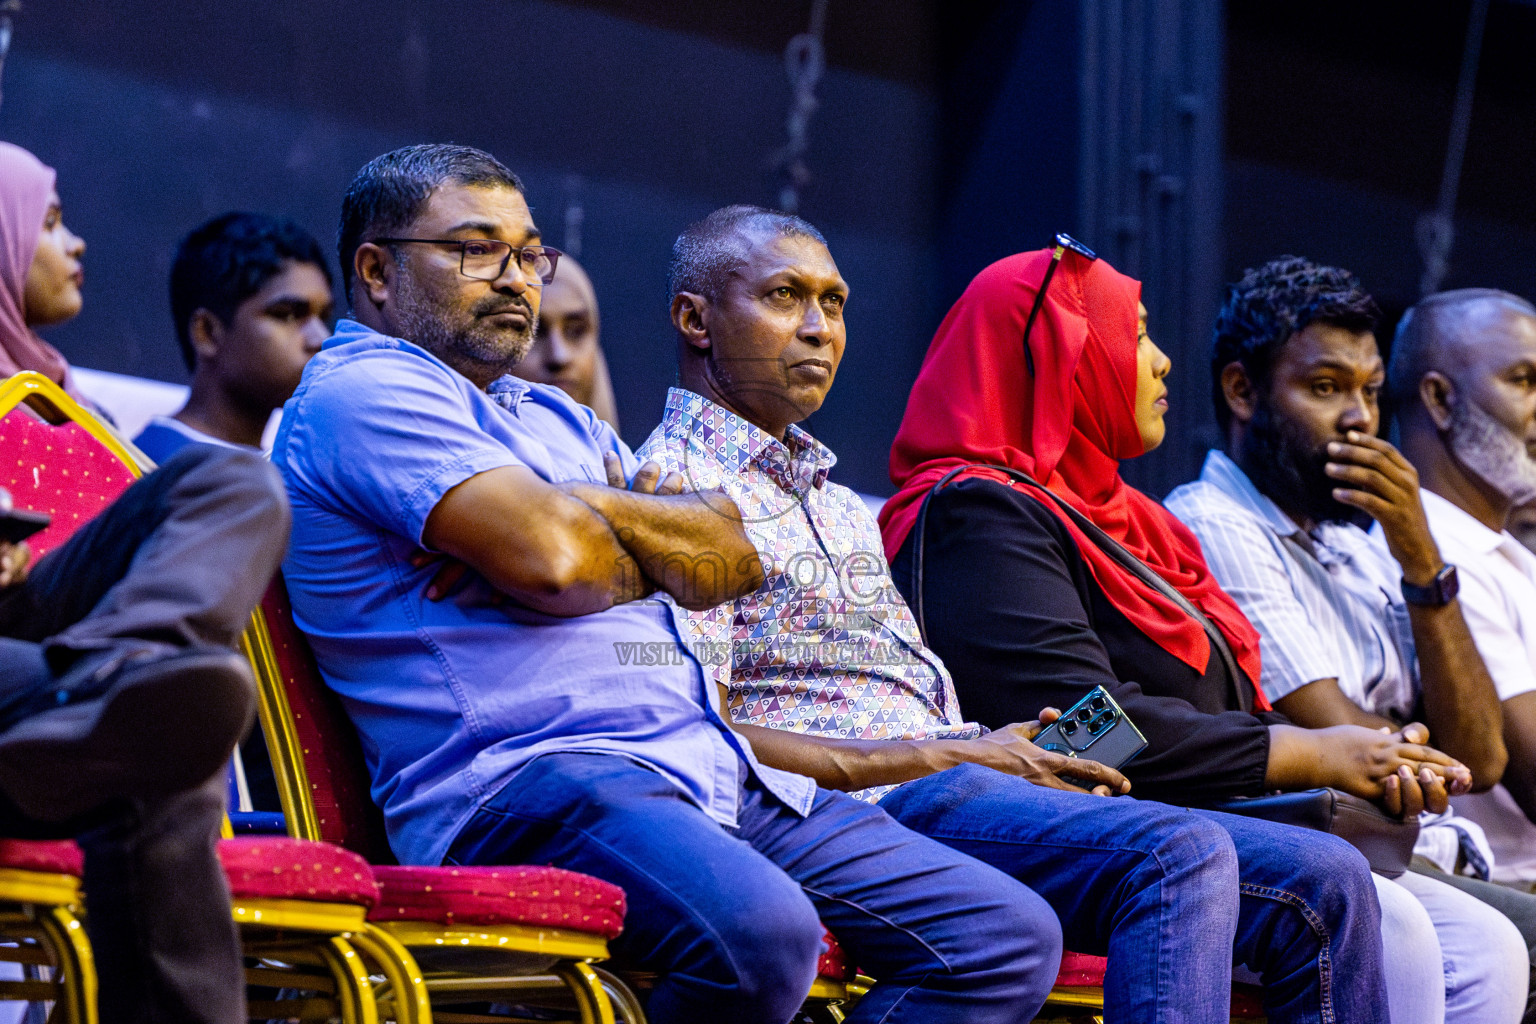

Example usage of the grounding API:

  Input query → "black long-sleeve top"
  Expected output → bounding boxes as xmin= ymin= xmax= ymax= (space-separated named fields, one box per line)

xmin=891 ymin=477 xmax=1286 ymax=806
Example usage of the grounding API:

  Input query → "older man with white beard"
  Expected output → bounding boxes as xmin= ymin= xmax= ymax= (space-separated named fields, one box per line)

xmin=1390 ymin=289 xmax=1536 ymax=893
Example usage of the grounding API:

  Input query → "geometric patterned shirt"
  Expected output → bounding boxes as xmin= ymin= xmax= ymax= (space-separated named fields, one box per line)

xmin=638 ymin=388 xmax=978 ymax=801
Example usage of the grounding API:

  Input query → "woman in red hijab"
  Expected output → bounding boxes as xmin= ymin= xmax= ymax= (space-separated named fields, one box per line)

xmin=880 ymin=243 xmax=1467 ymax=811
xmin=0 ymin=142 xmax=86 ymax=394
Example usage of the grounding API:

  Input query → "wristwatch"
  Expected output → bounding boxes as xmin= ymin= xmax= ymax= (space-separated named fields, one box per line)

xmin=1401 ymin=564 xmax=1459 ymax=607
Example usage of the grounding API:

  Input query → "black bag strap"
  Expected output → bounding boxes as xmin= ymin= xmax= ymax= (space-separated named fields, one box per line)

xmin=906 ymin=463 xmax=1253 ymax=714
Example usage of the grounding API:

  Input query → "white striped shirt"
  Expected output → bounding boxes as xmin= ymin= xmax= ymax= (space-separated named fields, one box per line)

xmin=1165 ymin=450 xmax=1417 ymax=718
xmin=1167 ymin=451 xmax=1493 ymax=874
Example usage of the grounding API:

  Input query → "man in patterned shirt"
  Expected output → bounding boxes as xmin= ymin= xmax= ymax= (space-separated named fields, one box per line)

xmin=637 ymin=205 xmax=1394 ymax=1023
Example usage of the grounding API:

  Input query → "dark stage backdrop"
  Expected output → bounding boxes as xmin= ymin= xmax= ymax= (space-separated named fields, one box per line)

xmin=4 ymin=1 xmax=1532 ymax=498
xmin=0 ymin=0 xmax=940 ymax=496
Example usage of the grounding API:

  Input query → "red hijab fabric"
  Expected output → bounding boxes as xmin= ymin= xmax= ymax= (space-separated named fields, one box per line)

xmin=878 ymin=248 xmax=1267 ymax=708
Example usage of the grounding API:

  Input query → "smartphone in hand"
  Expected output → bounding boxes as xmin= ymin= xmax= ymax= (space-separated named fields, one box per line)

xmin=1033 ymin=686 xmax=1148 ymax=788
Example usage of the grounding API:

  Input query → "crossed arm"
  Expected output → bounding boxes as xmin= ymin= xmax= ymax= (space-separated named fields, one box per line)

xmin=421 ymin=456 xmax=763 ymax=616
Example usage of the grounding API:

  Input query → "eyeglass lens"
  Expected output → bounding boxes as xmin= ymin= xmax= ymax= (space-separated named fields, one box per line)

xmin=460 ymin=241 xmax=558 ymax=284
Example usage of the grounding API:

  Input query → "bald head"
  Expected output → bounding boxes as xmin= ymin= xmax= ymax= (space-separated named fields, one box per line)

xmin=1391 ymin=288 xmax=1536 ymax=517
xmin=1390 ymin=289 xmax=1536 ymax=409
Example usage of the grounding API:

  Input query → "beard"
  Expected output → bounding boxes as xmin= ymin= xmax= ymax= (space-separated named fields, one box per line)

xmin=393 ymin=264 xmax=538 ymax=376
xmin=1447 ymin=399 xmax=1536 ymax=506
xmin=1239 ymin=402 xmax=1365 ymax=527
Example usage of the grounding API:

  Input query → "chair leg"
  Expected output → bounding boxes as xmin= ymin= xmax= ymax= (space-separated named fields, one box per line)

xmin=318 ymin=936 xmax=379 ymax=1024
xmin=553 ymin=961 xmax=615 ymax=1024
xmin=349 ymin=925 xmax=432 ymax=1024
xmin=36 ymin=908 xmax=95 ymax=1024
xmin=589 ymin=965 xmax=646 ymax=1024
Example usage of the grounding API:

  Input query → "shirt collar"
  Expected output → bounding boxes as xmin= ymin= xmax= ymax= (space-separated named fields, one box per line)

xmin=486 ymin=375 xmax=532 ymax=410
xmin=1420 ymin=486 xmax=1508 ymax=557
xmin=662 ymin=387 xmax=836 ymax=493
xmin=325 ymin=319 xmax=531 ymax=410
xmin=1198 ymin=449 xmax=1307 ymax=539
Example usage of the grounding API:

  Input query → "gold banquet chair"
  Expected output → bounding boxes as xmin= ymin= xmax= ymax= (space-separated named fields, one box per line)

xmin=0 ymin=841 xmax=94 ymax=1024
xmin=245 ymin=577 xmax=635 ymax=1024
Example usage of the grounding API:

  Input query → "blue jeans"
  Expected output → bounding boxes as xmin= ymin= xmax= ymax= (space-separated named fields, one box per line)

xmin=878 ymin=764 xmax=1389 ymax=1024
xmin=448 ymin=752 xmax=1061 ymax=1024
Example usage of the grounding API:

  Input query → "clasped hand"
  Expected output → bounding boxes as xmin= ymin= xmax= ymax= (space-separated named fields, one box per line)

xmin=1321 ymin=722 xmax=1471 ymax=817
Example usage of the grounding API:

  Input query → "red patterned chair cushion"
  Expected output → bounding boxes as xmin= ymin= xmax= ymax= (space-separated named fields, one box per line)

xmin=1056 ymin=950 xmax=1106 ymax=986
xmin=218 ymin=837 xmax=378 ymax=907
xmin=369 ymin=864 xmax=625 ymax=940
xmin=0 ymin=408 xmax=135 ymax=557
xmin=818 ymin=928 xmax=850 ymax=981
xmin=1049 ymin=951 xmax=1264 ymax=1016
xmin=260 ymin=579 xmax=395 ymax=863
xmin=0 ymin=839 xmax=83 ymax=876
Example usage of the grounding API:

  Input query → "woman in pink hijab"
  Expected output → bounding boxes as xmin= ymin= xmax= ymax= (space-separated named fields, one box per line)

xmin=0 ymin=141 xmax=85 ymax=393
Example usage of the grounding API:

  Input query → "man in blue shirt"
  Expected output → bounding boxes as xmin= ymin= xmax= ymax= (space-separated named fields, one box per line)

xmin=274 ymin=144 xmax=1059 ymax=1024
xmin=135 ymin=213 xmax=333 ymax=463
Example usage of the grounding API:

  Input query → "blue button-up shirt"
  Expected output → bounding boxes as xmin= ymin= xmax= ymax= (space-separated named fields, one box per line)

xmin=273 ymin=320 xmax=813 ymax=865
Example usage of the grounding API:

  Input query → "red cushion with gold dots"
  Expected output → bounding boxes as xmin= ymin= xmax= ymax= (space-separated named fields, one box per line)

xmin=818 ymin=928 xmax=851 ymax=981
xmin=368 ymin=864 xmax=625 ymax=940
xmin=0 ymin=839 xmax=83 ymax=876
xmin=217 ymin=837 xmax=378 ymax=907
xmin=1055 ymin=950 xmax=1106 ymax=986
xmin=0 ymin=410 xmax=135 ymax=557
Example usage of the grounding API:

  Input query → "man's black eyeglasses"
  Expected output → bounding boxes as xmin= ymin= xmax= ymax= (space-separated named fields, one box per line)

xmin=1022 ymin=233 xmax=1098 ymax=376
xmin=370 ymin=238 xmax=563 ymax=285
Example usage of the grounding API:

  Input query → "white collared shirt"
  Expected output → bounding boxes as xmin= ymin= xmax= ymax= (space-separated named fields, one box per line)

xmin=1413 ymin=488 xmax=1536 ymax=883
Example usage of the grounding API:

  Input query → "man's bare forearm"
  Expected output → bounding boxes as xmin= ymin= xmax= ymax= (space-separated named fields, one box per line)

xmin=733 ymin=720 xmax=956 ymax=792
xmin=564 ymin=484 xmax=764 ymax=610
xmin=1411 ymin=600 xmax=1508 ymax=789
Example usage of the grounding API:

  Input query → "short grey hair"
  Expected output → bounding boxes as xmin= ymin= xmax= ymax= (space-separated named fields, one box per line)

xmin=338 ymin=143 xmax=524 ymax=295
xmin=668 ymin=205 xmax=828 ymax=302
xmin=1389 ymin=288 xmax=1536 ymax=407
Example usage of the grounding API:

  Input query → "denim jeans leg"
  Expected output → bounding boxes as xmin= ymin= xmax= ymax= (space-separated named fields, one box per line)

xmin=1372 ymin=873 xmax=1446 ymax=1024
xmin=733 ymin=779 xmax=1061 ymax=1024
xmin=1395 ymin=868 xmax=1528 ymax=1024
xmin=878 ymin=763 xmax=1239 ymax=1024
xmin=1191 ymin=810 xmax=1389 ymax=1024
xmin=449 ymin=753 xmax=1059 ymax=1024
xmin=1410 ymin=858 xmax=1536 ymax=1024
xmin=448 ymin=753 xmax=827 ymax=1024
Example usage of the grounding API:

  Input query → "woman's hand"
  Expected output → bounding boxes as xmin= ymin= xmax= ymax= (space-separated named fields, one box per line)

xmin=1298 ymin=722 xmax=1470 ymax=817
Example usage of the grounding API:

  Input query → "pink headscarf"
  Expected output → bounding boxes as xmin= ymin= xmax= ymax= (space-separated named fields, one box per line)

xmin=0 ymin=142 xmax=75 ymax=391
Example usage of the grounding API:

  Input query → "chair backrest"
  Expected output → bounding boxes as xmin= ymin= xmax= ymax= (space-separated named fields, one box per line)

xmin=244 ymin=577 xmax=396 ymax=864
xmin=0 ymin=371 xmax=143 ymax=555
